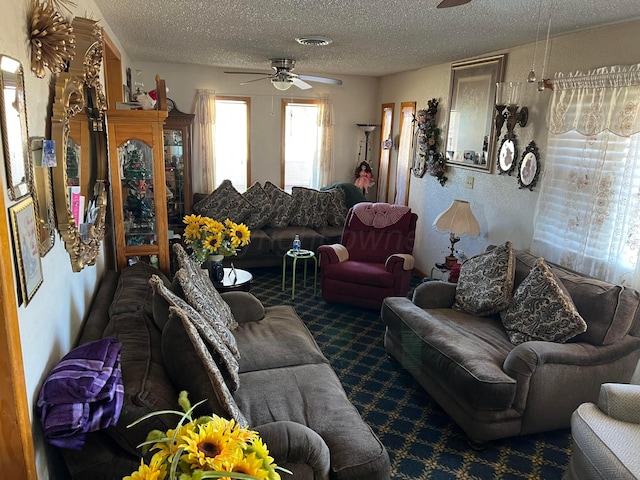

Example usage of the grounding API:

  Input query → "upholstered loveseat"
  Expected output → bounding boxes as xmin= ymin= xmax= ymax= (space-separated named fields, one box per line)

xmin=381 ymin=244 xmax=640 ymax=446
xmin=192 ymin=181 xmax=366 ymax=268
xmin=60 ymin=247 xmax=390 ymax=479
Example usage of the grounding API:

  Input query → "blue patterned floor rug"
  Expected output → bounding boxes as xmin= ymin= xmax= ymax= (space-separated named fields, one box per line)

xmin=249 ymin=266 xmax=571 ymax=480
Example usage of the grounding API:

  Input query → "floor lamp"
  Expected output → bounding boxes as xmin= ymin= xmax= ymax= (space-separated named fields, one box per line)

xmin=433 ymin=200 xmax=480 ymax=267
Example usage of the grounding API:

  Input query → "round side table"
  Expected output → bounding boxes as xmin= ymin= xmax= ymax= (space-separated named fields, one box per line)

xmin=282 ymin=249 xmax=317 ymax=299
xmin=214 ymin=267 xmax=253 ymax=293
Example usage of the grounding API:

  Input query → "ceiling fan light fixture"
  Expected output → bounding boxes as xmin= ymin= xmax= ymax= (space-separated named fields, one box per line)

xmin=272 ymin=78 xmax=293 ymax=91
xmin=295 ymin=36 xmax=333 ymax=47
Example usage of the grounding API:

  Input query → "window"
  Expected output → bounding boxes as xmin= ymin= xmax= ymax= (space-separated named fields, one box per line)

xmin=214 ymin=96 xmax=250 ymax=191
xmin=377 ymin=103 xmax=394 ymax=203
xmin=282 ymin=99 xmax=319 ymax=192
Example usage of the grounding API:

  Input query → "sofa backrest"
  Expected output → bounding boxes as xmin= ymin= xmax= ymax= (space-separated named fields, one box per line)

xmin=513 ymin=250 xmax=640 ymax=345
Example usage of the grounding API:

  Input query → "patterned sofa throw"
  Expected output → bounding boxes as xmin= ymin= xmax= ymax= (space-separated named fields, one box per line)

xmin=500 ymin=258 xmax=587 ymax=344
xmin=453 ymin=241 xmax=515 ymax=316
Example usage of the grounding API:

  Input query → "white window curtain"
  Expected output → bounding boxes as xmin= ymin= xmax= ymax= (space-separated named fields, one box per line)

xmin=194 ymin=89 xmax=216 ymax=193
xmin=317 ymin=94 xmax=334 ymax=187
xmin=531 ymin=63 xmax=640 ymax=288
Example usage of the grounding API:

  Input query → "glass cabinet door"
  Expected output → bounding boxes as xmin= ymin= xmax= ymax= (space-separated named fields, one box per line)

xmin=119 ymin=140 xmax=157 ymax=246
xmin=164 ymin=128 xmax=185 ymax=231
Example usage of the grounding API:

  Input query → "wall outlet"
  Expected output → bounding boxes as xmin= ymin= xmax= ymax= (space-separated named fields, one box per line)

xmin=466 ymin=176 xmax=474 ymax=189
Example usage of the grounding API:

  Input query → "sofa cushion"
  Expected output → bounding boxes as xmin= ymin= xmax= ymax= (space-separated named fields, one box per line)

xmin=173 ymin=243 xmax=238 ymax=330
xmin=500 ymin=258 xmax=587 ymax=345
xmin=263 ymin=181 xmax=297 ymax=228
xmin=313 ymin=224 xmax=344 ymax=245
xmin=242 ymin=182 xmax=273 ymax=230
xmin=101 ymin=308 xmax=178 ymax=457
xmin=290 ymin=186 xmax=330 ymax=228
xmin=235 ymin=363 xmax=390 ymax=480
xmin=234 ymin=305 xmax=329 ymax=373
xmin=149 ymin=275 xmax=240 ymax=391
xmin=109 ymin=262 xmax=170 ymax=318
xmin=453 ymin=241 xmax=515 ymax=316
xmin=264 ymin=226 xmax=327 ymax=255
xmin=162 ymin=307 xmax=247 ymax=427
xmin=192 ymin=179 xmax=253 ymax=223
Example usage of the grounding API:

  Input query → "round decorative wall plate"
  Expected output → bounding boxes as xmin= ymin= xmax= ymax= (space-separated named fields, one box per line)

xmin=498 ymin=137 xmax=517 ymax=175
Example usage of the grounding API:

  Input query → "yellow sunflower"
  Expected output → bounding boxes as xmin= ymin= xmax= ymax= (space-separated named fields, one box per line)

xmin=227 ymin=221 xmax=251 ymax=249
xmin=203 ymin=232 xmax=223 ymax=252
xmin=123 ymin=456 xmax=166 ymax=480
xmin=223 ymin=451 xmax=270 ymax=480
xmin=181 ymin=420 xmax=242 ymax=471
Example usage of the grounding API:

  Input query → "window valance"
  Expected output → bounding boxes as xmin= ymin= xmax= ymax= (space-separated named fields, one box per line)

xmin=548 ymin=63 xmax=640 ymax=137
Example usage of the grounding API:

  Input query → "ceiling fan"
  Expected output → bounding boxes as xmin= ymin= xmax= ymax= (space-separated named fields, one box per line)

xmin=224 ymin=59 xmax=342 ymax=91
xmin=437 ymin=0 xmax=472 ymax=7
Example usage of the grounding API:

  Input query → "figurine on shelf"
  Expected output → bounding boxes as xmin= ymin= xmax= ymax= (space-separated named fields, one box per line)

xmin=354 ymin=161 xmax=375 ymax=194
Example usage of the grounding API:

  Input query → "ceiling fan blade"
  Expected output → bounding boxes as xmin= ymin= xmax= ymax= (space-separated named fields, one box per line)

xmin=297 ymin=74 xmax=342 ymax=86
xmin=224 ymin=71 xmax=271 ymax=75
xmin=239 ymin=77 xmax=270 ymax=85
xmin=437 ymin=0 xmax=472 ymax=8
xmin=292 ymin=78 xmax=312 ymax=90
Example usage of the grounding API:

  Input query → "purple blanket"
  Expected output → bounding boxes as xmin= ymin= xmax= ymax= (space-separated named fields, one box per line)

xmin=36 ymin=337 xmax=124 ymax=450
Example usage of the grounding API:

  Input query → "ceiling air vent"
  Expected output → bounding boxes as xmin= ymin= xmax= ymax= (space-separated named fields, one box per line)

xmin=295 ymin=36 xmax=333 ymax=46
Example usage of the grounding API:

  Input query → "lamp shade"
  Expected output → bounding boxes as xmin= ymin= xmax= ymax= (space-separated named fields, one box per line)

xmin=272 ymin=79 xmax=292 ymax=91
xmin=433 ymin=200 xmax=480 ymax=236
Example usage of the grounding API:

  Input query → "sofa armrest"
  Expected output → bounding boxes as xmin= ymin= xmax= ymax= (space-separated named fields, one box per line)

xmin=220 ymin=291 xmax=265 ymax=323
xmin=411 ymin=281 xmax=457 ymax=309
xmin=385 ymin=253 xmax=415 ymax=272
xmin=598 ymin=383 xmax=640 ymax=424
xmin=503 ymin=338 xmax=640 ymax=378
xmin=317 ymin=244 xmax=348 ymax=266
xmin=254 ymin=421 xmax=330 ymax=480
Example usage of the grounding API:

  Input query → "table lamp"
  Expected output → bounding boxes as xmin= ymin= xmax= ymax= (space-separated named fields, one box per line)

xmin=433 ymin=200 xmax=480 ymax=267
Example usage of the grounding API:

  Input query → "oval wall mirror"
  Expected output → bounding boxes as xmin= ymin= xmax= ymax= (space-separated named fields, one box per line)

xmin=0 ymin=55 xmax=32 ymax=200
xmin=51 ymin=17 xmax=109 ymax=271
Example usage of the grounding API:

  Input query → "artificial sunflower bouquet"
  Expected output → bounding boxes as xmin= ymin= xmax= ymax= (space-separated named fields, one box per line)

xmin=183 ymin=214 xmax=251 ymax=264
xmin=124 ymin=391 xmax=289 ymax=480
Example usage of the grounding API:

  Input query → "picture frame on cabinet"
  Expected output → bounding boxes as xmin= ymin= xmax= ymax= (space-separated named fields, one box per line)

xmin=9 ymin=196 xmax=43 ymax=305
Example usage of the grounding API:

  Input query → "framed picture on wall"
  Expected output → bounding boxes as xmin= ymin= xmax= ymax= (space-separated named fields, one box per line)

xmin=444 ymin=54 xmax=506 ymax=173
xmin=9 ymin=196 xmax=43 ymax=305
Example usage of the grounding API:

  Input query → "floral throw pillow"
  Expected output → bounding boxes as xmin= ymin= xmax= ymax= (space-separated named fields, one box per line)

xmin=325 ymin=187 xmax=348 ymax=226
xmin=193 ymin=179 xmax=253 ymax=224
xmin=289 ymin=187 xmax=330 ymax=228
xmin=453 ymin=241 xmax=515 ymax=316
xmin=500 ymin=258 xmax=587 ymax=345
xmin=241 ymin=182 xmax=273 ymax=230
xmin=263 ymin=181 xmax=297 ymax=228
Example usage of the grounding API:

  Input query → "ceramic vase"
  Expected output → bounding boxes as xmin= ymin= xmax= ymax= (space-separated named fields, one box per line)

xmin=206 ymin=254 xmax=225 ymax=283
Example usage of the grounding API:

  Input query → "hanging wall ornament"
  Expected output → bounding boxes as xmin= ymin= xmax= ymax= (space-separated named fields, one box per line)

xmin=29 ymin=0 xmax=76 ymax=78
xmin=412 ymin=98 xmax=448 ymax=185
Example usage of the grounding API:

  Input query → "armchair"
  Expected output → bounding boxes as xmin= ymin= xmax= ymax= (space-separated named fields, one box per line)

xmin=318 ymin=202 xmax=418 ymax=309
xmin=564 ymin=382 xmax=640 ymax=479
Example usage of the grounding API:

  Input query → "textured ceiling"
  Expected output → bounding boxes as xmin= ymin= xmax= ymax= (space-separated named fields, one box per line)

xmin=92 ymin=0 xmax=640 ymax=77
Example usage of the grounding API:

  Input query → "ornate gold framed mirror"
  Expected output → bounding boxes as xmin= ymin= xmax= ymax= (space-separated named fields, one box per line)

xmin=50 ymin=17 xmax=109 ymax=271
xmin=0 ymin=55 xmax=33 ymax=200
xmin=30 ymin=137 xmax=56 ymax=255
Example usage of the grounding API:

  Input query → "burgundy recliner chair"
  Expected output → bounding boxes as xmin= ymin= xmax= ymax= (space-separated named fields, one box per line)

xmin=318 ymin=202 xmax=418 ymax=309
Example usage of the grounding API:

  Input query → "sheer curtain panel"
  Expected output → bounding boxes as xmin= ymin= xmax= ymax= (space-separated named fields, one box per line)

xmin=195 ymin=90 xmax=216 ymax=193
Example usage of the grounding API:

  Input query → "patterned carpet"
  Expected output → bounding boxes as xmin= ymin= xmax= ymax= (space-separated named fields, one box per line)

xmin=248 ymin=265 xmax=572 ymax=480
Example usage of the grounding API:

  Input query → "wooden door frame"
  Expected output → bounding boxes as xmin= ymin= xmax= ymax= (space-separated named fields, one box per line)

xmin=0 ymin=190 xmax=37 ymax=475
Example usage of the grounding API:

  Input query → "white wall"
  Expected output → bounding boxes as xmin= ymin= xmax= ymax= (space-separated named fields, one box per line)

xmin=131 ymin=62 xmax=379 ymax=194
xmin=378 ymin=20 xmax=640 ymax=275
xmin=0 ymin=0 xmax=127 ymax=477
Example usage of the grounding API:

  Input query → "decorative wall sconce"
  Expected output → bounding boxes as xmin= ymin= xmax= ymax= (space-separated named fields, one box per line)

xmin=494 ymin=82 xmax=528 ymax=139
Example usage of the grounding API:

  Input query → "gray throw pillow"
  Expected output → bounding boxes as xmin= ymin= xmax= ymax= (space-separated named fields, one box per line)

xmin=263 ymin=181 xmax=297 ymax=228
xmin=289 ymin=186 xmax=330 ymax=228
xmin=453 ymin=241 xmax=515 ymax=316
xmin=242 ymin=182 xmax=273 ymax=230
xmin=192 ymin=179 xmax=253 ymax=223
xmin=149 ymin=275 xmax=240 ymax=392
xmin=500 ymin=258 xmax=587 ymax=345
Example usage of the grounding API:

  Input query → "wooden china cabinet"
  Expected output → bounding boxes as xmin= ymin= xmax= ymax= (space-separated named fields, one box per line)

xmin=163 ymin=101 xmax=195 ymax=234
xmin=107 ymin=108 xmax=170 ymax=275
